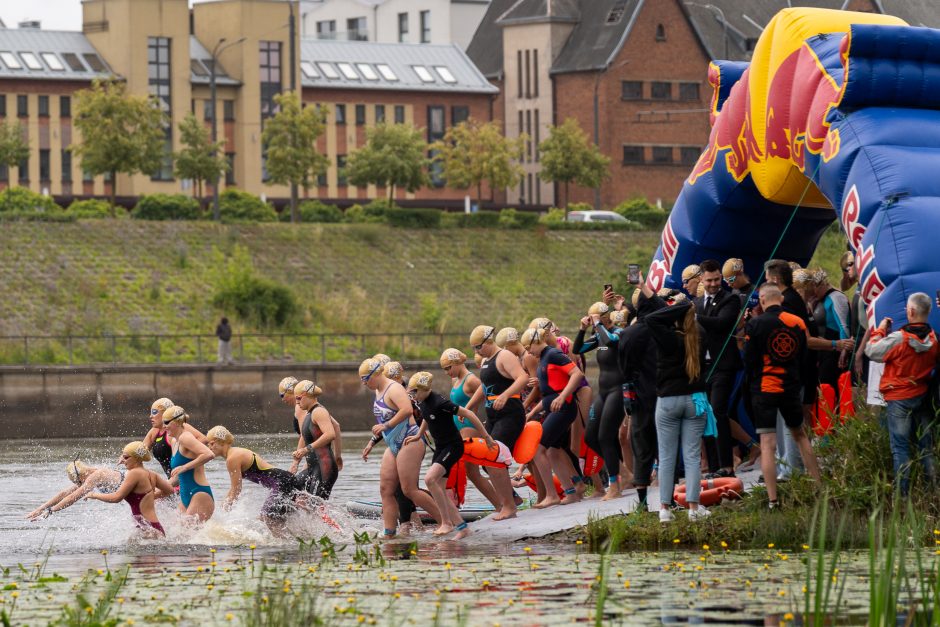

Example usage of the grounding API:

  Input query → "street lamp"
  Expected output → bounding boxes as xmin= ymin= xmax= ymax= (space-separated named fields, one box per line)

xmin=686 ymin=2 xmax=729 ymax=60
xmin=210 ymin=36 xmax=246 ymax=221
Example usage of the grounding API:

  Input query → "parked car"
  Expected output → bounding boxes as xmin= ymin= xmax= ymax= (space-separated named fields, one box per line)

xmin=566 ymin=210 xmax=630 ymax=223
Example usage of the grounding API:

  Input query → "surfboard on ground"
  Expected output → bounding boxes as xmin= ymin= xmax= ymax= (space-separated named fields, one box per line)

xmin=346 ymin=500 xmax=494 ymax=523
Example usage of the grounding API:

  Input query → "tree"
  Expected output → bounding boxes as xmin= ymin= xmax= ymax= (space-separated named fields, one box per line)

xmin=260 ymin=91 xmax=329 ymax=222
xmin=71 ymin=80 xmax=167 ymax=212
xmin=173 ymin=114 xmax=229 ymax=208
xmin=0 ymin=120 xmax=29 ymax=209
xmin=538 ymin=117 xmax=611 ymax=215
xmin=431 ymin=119 xmax=525 ymax=205
xmin=346 ymin=123 xmax=429 ymax=204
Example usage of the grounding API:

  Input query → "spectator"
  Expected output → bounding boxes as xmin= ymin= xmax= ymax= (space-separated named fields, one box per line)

xmin=864 ymin=293 xmax=939 ymax=495
xmin=841 ymin=252 xmax=872 ymax=384
xmin=744 ymin=284 xmax=821 ymax=509
xmin=216 ymin=317 xmax=233 ymax=364
xmin=809 ymin=268 xmax=851 ymax=388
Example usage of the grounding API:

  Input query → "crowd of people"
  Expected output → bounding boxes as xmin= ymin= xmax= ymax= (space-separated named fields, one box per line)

xmin=25 ymin=250 xmax=940 ymax=538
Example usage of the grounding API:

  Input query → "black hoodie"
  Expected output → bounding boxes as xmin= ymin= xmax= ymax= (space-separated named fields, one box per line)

xmin=645 ymin=300 xmax=708 ymax=397
xmin=617 ymin=293 xmax=663 ymax=407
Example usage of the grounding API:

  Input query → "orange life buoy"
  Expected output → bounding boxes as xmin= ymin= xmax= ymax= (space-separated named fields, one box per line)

xmin=673 ymin=477 xmax=744 ymax=508
xmin=461 ymin=437 xmax=512 ymax=468
xmin=838 ymin=371 xmax=855 ymax=421
xmin=445 ymin=461 xmax=467 ymax=507
xmin=811 ymin=383 xmax=836 ymax=436
xmin=522 ymin=472 xmax=564 ymax=497
xmin=579 ymin=438 xmax=603 ymax=476
xmin=512 ymin=421 xmax=542 ymax=464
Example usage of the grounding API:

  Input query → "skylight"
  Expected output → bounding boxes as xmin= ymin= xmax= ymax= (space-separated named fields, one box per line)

xmin=300 ymin=61 xmax=319 ymax=78
xmin=0 ymin=52 xmax=22 ymax=69
xmin=20 ymin=52 xmax=43 ymax=70
xmin=412 ymin=65 xmax=434 ymax=83
xmin=376 ymin=63 xmax=397 ymax=81
xmin=434 ymin=66 xmax=456 ymax=83
xmin=190 ymin=59 xmax=208 ymax=77
xmin=336 ymin=62 xmax=360 ymax=80
xmin=83 ymin=53 xmax=106 ymax=72
xmin=61 ymin=53 xmax=86 ymax=71
xmin=356 ymin=63 xmax=378 ymax=81
xmin=41 ymin=53 xmax=65 ymax=71
xmin=317 ymin=62 xmax=340 ymax=79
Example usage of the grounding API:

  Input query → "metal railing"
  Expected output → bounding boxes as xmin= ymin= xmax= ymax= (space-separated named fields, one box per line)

xmin=0 ymin=332 xmax=468 ymax=366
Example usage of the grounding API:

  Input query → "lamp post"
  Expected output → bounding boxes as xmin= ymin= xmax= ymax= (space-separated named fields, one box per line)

xmin=210 ymin=37 xmax=246 ymax=221
xmin=686 ymin=2 xmax=729 ymax=59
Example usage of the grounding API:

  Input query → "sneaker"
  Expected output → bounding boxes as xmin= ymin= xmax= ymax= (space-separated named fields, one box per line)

xmin=713 ymin=468 xmax=736 ymax=478
xmin=688 ymin=506 xmax=711 ymax=521
xmin=768 ymin=500 xmax=780 ymax=511
xmin=659 ymin=509 xmax=676 ymax=523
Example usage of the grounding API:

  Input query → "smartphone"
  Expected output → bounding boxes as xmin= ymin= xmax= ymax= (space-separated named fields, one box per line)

xmin=627 ymin=264 xmax=640 ymax=285
xmin=603 ymin=283 xmax=613 ymax=292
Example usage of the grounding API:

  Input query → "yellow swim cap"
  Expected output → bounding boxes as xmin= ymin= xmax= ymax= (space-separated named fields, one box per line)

xmin=793 ymin=269 xmax=812 ymax=290
xmin=372 ymin=353 xmax=392 ymax=366
xmin=407 ymin=371 xmax=433 ymax=391
xmin=278 ymin=377 xmax=298 ymax=396
xmin=206 ymin=426 xmax=235 ymax=445
xmin=66 ymin=459 xmax=90 ymax=484
xmin=151 ymin=397 xmax=174 ymax=414
xmin=528 ymin=317 xmax=552 ymax=331
xmin=359 ymin=358 xmax=382 ymax=379
xmin=520 ymin=327 xmax=545 ymax=349
xmin=588 ymin=302 xmax=610 ymax=316
xmin=383 ymin=361 xmax=404 ymax=381
xmin=840 ymin=251 xmax=855 ymax=271
xmin=163 ymin=405 xmax=187 ymax=424
xmin=722 ymin=258 xmax=743 ymax=281
xmin=122 ymin=441 xmax=153 ymax=462
xmin=495 ymin=328 xmax=520 ymax=348
xmin=440 ymin=348 xmax=467 ymax=368
xmin=469 ymin=325 xmax=496 ymax=346
xmin=295 ymin=380 xmax=322 ymax=397
xmin=681 ymin=265 xmax=702 ymax=282
xmin=611 ymin=310 xmax=628 ymax=326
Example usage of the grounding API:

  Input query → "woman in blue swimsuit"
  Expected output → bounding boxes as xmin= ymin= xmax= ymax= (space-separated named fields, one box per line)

xmin=360 ymin=357 xmax=441 ymax=537
xmin=163 ymin=406 xmax=215 ymax=522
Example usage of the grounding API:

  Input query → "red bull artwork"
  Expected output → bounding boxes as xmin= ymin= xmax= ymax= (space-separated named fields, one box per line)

xmin=650 ymin=7 xmax=940 ymax=329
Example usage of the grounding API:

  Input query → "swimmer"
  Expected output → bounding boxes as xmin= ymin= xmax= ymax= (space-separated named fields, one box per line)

xmin=26 ymin=460 xmax=125 ymax=521
xmin=279 ymin=377 xmax=344 ymax=474
xmin=143 ymin=397 xmax=207 ymax=478
xmin=84 ymin=442 xmax=174 ymax=538
xmin=291 ymin=380 xmax=339 ymax=499
xmin=164 ymin=406 xmax=215 ymax=522
xmin=206 ymin=426 xmax=305 ymax=537
xmin=360 ymin=358 xmax=441 ymax=537
xmin=405 ymin=371 xmax=496 ymax=539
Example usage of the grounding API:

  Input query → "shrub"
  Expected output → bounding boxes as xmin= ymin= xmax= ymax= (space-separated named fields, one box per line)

xmin=0 ymin=208 xmax=74 ymax=222
xmin=210 ymin=245 xmax=297 ymax=328
xmin=385 ymin=207 xmax=441 ymax=228
xmin=498 ymin=208 xmax=539 ymax=229
xmin=131 ymin=193 xmax=202 ymax=220
xmin=613 ymin=197 xmax=669 ymax=230
xmin=67 ymin=199 xmax=114 ymax=219
xmin=344 ymin=202 xmax=388 ymax=224
xmin=219 ymin=188 xmax=277 ymax=223
xmin=544 ymin=220 xmax=639 ymax=231
xmin=449 ymin=210 xmax=501 ymax=228
xmin=289 ymin=200 xmax=343 ymax=223
xmin=539 ymin=207 xmax=566 ymax=225
xmin=566 ymin=202 xmax=593 ymax=214
xmin=0 ymin=186 xmax=62 ymax=213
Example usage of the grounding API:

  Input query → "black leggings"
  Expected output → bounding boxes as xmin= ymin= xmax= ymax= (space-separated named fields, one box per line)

xmin=540 ymin=399 xmax=577 ymax=448
xmin=585 ymin=388 xmax=625 ymax=478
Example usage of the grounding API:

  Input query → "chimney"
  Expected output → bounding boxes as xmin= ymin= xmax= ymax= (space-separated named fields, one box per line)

xmin=18 ymin=20 xmax=41 ymax=30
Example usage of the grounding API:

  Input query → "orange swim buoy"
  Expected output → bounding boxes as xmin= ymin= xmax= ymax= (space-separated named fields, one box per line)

xmin=512 ymin=421 xmax=542 ymax=464
xmin=579 ymin=438 xmax=603 ymax=476
xmin=838 ymin=371 xmax=855 ymax=421
xmin=446 ymin=461 xmax=467 ymax=507
xmin=462 ymin=437 xmax=511 ymax=468
xmin=673 ymin=477 xmax=744 ymax=508
xmin=522 ymin=472 xmax=564 ymax=497
xmin=811 ymin=383 xmax=836 ymax=436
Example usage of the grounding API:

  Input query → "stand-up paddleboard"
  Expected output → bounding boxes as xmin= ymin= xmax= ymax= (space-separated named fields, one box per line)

xmin=345 ymin=500 xmax=494 ymax=523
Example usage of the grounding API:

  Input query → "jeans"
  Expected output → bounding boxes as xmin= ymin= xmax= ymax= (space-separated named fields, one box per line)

xmin=217 ymin=339 xmax=233 ymax=364
xmin=884 ymin=394 xmax=936 ymax=495
xmin=656 ymin=395 xmax=706 ymax=507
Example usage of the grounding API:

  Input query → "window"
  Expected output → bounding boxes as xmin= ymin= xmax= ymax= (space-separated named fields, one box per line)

xmin=39 ymin=149 xmax=50 ymax=182
xmin=607 ymin=0 xmax=628 ymax=24
xmin=656 ymin=24 xmax=666 ymax=41
xmin=375 ymin=104 xmax=385 ymax=123
xmin=20 ymin=52 xmax=42 ymax=70
xmin=317 ymin=20 xmax=336 ymax=39
xmin=355 ymin=104 xmax=366 ymax=125
xmin=335 ymin=103 xmax=346 ymax=124
xmin=204 ymin=100 xmax=213 ymax=121
xmin=190 ymin=59 xmax=208 ymax=77
xmin=317 ymin=169 xmax=327 ymax=187
xmin=148 ymin=37 xmax=173 ymax=180
xmin=651 ymin=81 xmax=672 ymax=100
xmin=428 ymin=105 xmax=445 ymax=187
xmin=622 ymin=145 xmax=644 ymax=164
xmin=394 ymin=105 xmax=405 ymax=123
xmin=681 ymin=146 xmax=701 ymax=165
xmin=679 ymin=82 xmax=700 ymax=101
xmin=0 ymin=165 xmax=7 ymax=182
xmin=82 ymin=53 xmax=106 ymax=72
xmin=60 ymin=96 xmax=70 ymax=118
xmin=223 ymin=99 xmax=234 ymax=121
xmin=412 ymin=65 xmax=434 ymax=83
xmin=317 ymin=62 xmax=340 ymax=80
xmin=347 ymin=17 xmax=367 ymax=41
xmin=376 ymin=64 xmax=398 ymax=81
xmin=337 ymin=62 xmax=360 ymax=80
xmin=517 ymin=50 xmax=523 ymax=98
xmin=300 ymin=61 xmax=318 ymax=79
xmin=525 ymin=50 xmax=530 ymax=98
xmin=259 ymin=41 xmax=282 ymax=121
xmin=38 ymin=95 xmax=49 ymax=117
xmin=398 ymin=12 xmax=409 ymax=43
xmin=652 ymin=146 xmax=673 ymax=164
xmin=17 ymin=95 xmax=27 ymax=118
xmin=62 ymin=52 xmax=85 ymax=71
xmin=41 ymin=53 xmax=64 ymax=71
xmin=0 ymin=95 xmax=5 ymax=116
xmin=356 ymin=63 xmax=378 ymax=81
xmin=534 ymin=109 xmax=540 ymax=162
xmin=82 ymin=169 xmax=93 ymax=183
xmin=18 ymin=156 xmax=28 ymax=183
xmin=420 ymin=10 xmax=431 ymax=43
xmin=61 ymin=149 xmax=71 ymax=182
xmin=434 ymin=66 xmax=456 ymax=84
xmin=526 ymin=109 xmax=532 ymax=162
xmin=452 ymin=106 xmax=469 ymax=125
xmin=533 ymin=50 xmax=539 ymax=97
xmin=225 ymin=153 xmax=235 ymax=185
xmin=621 ymin=80 xmax=642 ymax=100
xmin=337 ymin=154 xmax=347 ymax=186
xmin=0 ymin=51 xmax=22 ymax=69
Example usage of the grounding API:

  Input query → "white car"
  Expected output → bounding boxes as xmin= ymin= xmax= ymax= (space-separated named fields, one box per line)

xmin=566 ymin=210 xmax=630 ymax=223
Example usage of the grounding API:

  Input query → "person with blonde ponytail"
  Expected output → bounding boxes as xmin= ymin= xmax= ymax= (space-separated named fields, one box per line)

xmin=26 ymin=460 xmax=125 ymax=521
xmin=84 ymin=442 xmax=174 ymax=537
xmin=290 ymin=380 xmax=339 ymax=499
xmin=640 ymin=272 xmax=711 ymax=523
xmin=279 ymin=377 xmax=344 ymax=475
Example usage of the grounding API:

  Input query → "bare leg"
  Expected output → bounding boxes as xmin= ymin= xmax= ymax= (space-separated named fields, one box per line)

xmin=187 ymin=492 xmax=215 ymax=522
xmin=487 ymin=466 xmax=517 ymax=520
xmin=425 ymin=465 xmax=460 ymax=535
xmin=397 ymin=441 xmax=441 ymax=523
xmin=532 ymin=447 xmax=561 ymax=509
xmin=759 ymin=433 xmax=778 ymax=502
xmin=379 ymin=449 xmax=401 ymax=535
xmin=791 ymin=427 xmax=821 ymax=482
xmin=548 ymin=447 xmax=580 ymax=505
xmin=465 ymin=463 xmax=500 ymax=508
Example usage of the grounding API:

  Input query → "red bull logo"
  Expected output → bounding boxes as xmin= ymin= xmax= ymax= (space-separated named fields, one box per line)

xmin=840 ymin=184 xmax=864 ymax=250
xmin=648 ymin=218 xmax=678 ymax=292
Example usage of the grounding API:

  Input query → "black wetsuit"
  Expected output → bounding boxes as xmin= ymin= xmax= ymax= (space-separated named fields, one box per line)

xmin=243 ymin=453 xmax=304 ymax=520
xmin=480 ymin=350 xmax=526 ymax=451
xmin=418 ymin=392 xmax=464 ymax=477
xmin=535 ymin=347 xmax=579 ymax=449
xmin=575 ymin=322 xmax=626 ymax=478
xmin=152 ymin=430 xmax=173 ymax=477
xmin=296 ymin=405 xmax=339 ymax=499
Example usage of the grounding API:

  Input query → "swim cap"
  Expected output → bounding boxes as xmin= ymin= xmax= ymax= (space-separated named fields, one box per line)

xmin=588 ymin=302 xmax=610 ymax=316
xmin=788 ymin=261 xmax=802 ymax=271
xmin=407 ymin=371 xmax=433 ymax=391
xmin=840 ymin=251 xmax=855 ymax=271
xmin=206 ymin=426 xmax=235 ymax=445
xmin=494 ymin=328 xmax=520 ymax=348
xmin=681 ymin=265 xmax=702 ymax=282
xmin=383 ymin=361 xmax=404 ymax=381
xmin=122 ymin=441 xmax=152 ymax=462
xmin=810 ymin=267 xmax=828 ymax=285
xmin=151 ymin=397 xmax=174 ymax=414
xmin=372 ymin=353 xmax=392 ymax=366
xmin=657 ymin=287 xmax=677 ymax=299
xmin=672 ymin=292 xmax=689 ymax=305
xmin=520 ymin=327 xmax=545 ymax=349
xmin=611 ymin=310 xmax=628 ymax=327
xmin=469 ymin=325 xmax=496 ymax=346
xmin=163 ymin=405 xmax=188 ymax=425
xmin=66 ymin=459 xmax=90 ymax=484
xmin=358 ymin=358 xmax=383 ymax=380
xmin=528 ymin=317 xmax=553 ymax=331
xmin=278 ymin=377 xmax=298 ymax=396
xmin=294 ymin=380 xmax=322 ymax=397
xmin=793 ymin=269 xmax=812 ymax=290
xmin=440 ymin=348 xmax=467 ymax=368
xmin=722 ymin=258 xmax=743 ymax=281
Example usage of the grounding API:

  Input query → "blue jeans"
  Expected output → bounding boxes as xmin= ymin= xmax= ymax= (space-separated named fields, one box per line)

xmin=656 ymin=395 xmax=706 ymax=507
xmin=884 ymin=394 xmax=935 ymax=495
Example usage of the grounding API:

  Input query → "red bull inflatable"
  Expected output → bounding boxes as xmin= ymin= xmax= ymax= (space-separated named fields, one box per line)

xmin=649 ymin=7 xmax=940 ymax=329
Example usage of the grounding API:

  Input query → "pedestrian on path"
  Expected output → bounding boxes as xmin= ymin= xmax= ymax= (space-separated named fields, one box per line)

xmin=216 ymin=317 xmax=233 ymax=364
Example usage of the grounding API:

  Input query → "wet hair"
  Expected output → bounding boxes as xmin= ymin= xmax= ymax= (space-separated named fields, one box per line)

xmin=700 ymin=259 xmax=721 ymax=273
xmin=206 ymin=425 xmax=235 ymax=445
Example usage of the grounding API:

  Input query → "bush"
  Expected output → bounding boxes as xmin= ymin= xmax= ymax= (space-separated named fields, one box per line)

xmin=0 ymin=208 xmax=74 ymax=222
xmin=289 ymin=200 xmax=343 ymax=223
xmin=131 ymin=193 xmax=202 ymax=220
xmin=219 ymin=188 xmax=277 ymax=223
xmin=614 ymin=198 xmax=669 ymax=230
xmin=385 ymin=207 xmax=441 ymax=228
xmin=449 ymin=210 xmax=501 ymax=228
xmin=67 ymin=199 xmax=114 ymax=219
xmin=566 ymin=202 xmax=593 ymax=214
xmin=498 ymin=208 xmax=539 ymax=229
xmin=539 ymin=207 xmax=566 ymax=225
xmin=344 ymin=201 xmax=389 ymax=224
xmin=545 ymin=220 xmax=639 ymax=231
xmin=0 ymin=186 xmax=62 ymax=213
xmin=210 ymin=245 xmax=297 ymax=328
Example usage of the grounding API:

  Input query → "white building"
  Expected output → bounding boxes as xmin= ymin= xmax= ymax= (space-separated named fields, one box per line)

xmin=301 ymin=0 xmax=489 ymax=50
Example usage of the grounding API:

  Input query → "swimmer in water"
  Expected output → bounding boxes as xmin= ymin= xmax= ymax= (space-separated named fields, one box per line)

xmin=279 ymin=377 xmax=344 ymax=474
xmin=26 ymin=460 xmax=125 ymax=521
xmin=164 ymin=406 xmax=215 ymax=522
xmin=143 ymin=397 xmax=207 ymax=478
xmin=206 ymin=426 xmax=305 ymax=537
xmin=84 ymin=442 xmax=174 ymax=538
xmin=291 ymin=380 xmax=339 ymax=499
xmin=405 ymin=371 xmax=496 ymax=539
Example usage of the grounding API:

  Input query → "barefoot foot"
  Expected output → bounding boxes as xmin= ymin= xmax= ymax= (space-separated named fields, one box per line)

xmin=433 ymin=524 xmax=455 ymax=536
xmin=534 ymin=497 xmax=560 ymax=509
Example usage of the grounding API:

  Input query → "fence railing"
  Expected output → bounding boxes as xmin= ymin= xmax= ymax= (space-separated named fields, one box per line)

xmin=0 ymin=333 xmax=469 ymax=366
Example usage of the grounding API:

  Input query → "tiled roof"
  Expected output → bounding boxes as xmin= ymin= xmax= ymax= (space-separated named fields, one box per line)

xmin=0 ymin=29 xmax=113 ymax=81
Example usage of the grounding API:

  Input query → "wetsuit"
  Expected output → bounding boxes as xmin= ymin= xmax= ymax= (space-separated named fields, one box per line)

xmin=535 ymin=347 xmax=580 ymax=448
xmin=244 ymin=453 xmax=305 ymax=520
xmin=125 ymin=474 xmax=165 ymax=536
xmin=450 ymin=375 xmax=475 ymax=430
xmin=479 ymin=350 xmax=526 ymax=451
xmin=151 ymin=430 xmax=173 ymax=477
xmin=170 ymin=449 xmax=213 ymax=508
xmin=296 ymin=406 xmax=339 ymax=499
xmin=418 ymin=392 xmax=464 ymax=477
xmin=576 ymin=322 xmax=626 ymax=480
xmin=814 ymin=287 xmax=850 ymax=389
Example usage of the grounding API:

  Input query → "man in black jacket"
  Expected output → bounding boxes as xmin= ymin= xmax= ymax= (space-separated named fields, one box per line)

xmin=216 ymin=317 xmax=233 ymax=364
xmin=694 ymin=259 xmax=742 ymax=477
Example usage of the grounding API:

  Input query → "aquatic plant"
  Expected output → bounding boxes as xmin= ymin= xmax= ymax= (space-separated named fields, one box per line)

xmin=54 ymin=565 xmax=128 ymax=627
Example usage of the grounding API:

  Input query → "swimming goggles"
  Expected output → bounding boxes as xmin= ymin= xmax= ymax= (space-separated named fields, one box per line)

xmin=360 ymin=361 xmax=382 ymax=383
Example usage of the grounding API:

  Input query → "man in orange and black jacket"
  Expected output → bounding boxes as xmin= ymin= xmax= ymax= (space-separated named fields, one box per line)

xmin=744 ymin=283 xmax=821 ymax=509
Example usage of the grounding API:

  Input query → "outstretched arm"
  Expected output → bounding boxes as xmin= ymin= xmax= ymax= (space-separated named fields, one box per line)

xmin=27 ymin=485 xmax=77 ymax=520
xmin=85 ymin=473 xmax=136 ymax=504
xmin=223 ymin=456 xmax=243 ymax=511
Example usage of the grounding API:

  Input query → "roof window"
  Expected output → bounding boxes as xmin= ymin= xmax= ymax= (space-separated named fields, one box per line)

xmin=337 ymin=62 xmax=360 ymax=80
xmin=83 ymin=53 xmax=106 ymax=72
xmin=300 ymin=61 xmax=319 ymax=79
xmin=412 ymin=65 xmax=434 ymax=83
xmin=0 ymin=51 xmax=22 ymax=69
xmin=376 ymin=63 xmax=398 ymax=81
xmin=41 ymin=53 xmax=65 ymax=71
xmin=607 ymin=0 xmax=628 ymax=24
xmin=62 ymin=52 xmax=86 ymax=71
xmin=356 ymin=63 xmax=378 ymax=81
xmin=434 ymin=66 xmax=456 ymax=83
xmin=190 ymin=59 xmax=209 ymax=77
xmin=317 ymin=62 xmax=340 ymax=79
xmin=20 ymin=52 xmax=43 ymax=70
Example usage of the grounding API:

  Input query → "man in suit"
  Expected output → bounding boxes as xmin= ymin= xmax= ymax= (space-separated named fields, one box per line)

xmin=695 ymin=259 xmax=743 ymax=476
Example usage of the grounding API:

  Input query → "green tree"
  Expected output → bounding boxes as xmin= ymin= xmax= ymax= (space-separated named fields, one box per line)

xmin=70 ymin=80 xmax=167 ymax=213
xmin=431 ymin=119 xmax=525 ymax=204
xmin=173 ymin=114 xmax=228 ymax=208
xmin=0 ymin=120 xmax=30 ymax=210
xmin=538 ymin=117 xmax=611 ymax=215
xmin=346 ymin=123 xmax=429 ymax=204
xmin=260 ymin=91 xmax=329 ymax=222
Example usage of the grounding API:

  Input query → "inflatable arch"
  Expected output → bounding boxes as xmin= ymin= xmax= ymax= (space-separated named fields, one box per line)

xmin=649 ymin=7 xmax=940 ymax=329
